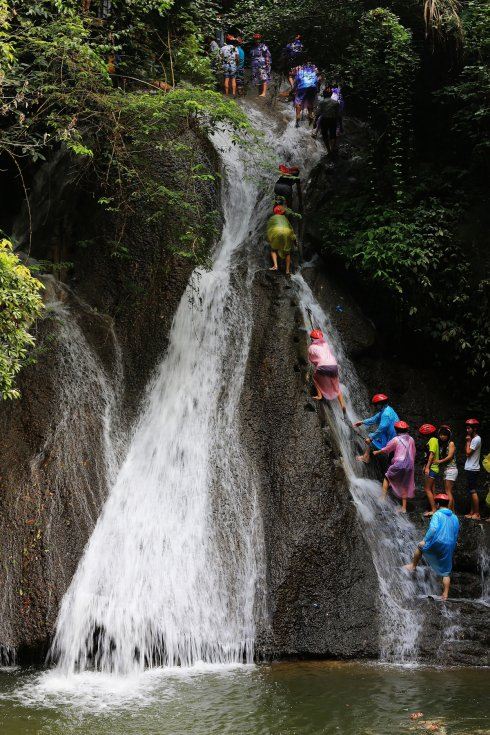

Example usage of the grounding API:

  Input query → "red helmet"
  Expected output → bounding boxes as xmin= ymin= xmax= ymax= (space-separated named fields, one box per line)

xmin=279 ymin=164 xmax=291 ymax=174
xmin=310 ymin=329 xmax=323 ymax=340
xmin=419 ymin=423 xmax=436 ymax=435
xmin=226 ymin=34 xmax=235 ymax=42
xmin=371 ymin=394 xmax=388 ymax=404
xmin=434 ymin=493 xmax=450 ymax=502
xmin=273 ymin=205 xmax=286 ymax=215
xmin=465 ymin=418 xmax=480 ymax=425
xmin=253 ymin=33 xmax=262 ymax=39
xmin=394 ymin=420 xmax=409 ymax=430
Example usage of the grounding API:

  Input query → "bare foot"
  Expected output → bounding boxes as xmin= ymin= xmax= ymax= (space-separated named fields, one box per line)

xmin=423 ymin=511 xmax=434 ymax=517
xmin=403 ymin=563 xmax=415 ymax=573
xmin=313 ymin=395 xmax=322 ymax=401
xmin=356 ymin=455 xmax=369 ymax=464
xmin=441 ymin=593 xmax=449 ymax=601
xmin=269 ymin=266 xmax=278 ymax=271
xmin=258 ymin=94 xmax=266 ymax=98
xmin=396 ymin=507 xmax=407 ymax=514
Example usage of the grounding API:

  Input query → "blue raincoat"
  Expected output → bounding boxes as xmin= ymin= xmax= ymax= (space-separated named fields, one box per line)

xmin=422 ymin=508 xmax=459 ymax=577
xmin=362 ymin=405 xmax=399 ymax=449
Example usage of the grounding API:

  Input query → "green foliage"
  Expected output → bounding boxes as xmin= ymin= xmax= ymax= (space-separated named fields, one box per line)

xmin=0 ymin=239 xmax=44 ymax=399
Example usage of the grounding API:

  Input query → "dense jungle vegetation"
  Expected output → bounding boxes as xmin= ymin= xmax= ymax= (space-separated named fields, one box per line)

xmin=0 ymin=0 xmax=489 ymax=410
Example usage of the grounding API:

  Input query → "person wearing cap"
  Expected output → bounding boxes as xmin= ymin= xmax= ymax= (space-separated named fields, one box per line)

xmin=353 ymin=394 xmax=399 ymax=464
xmin=284 ymin=34 xmax=304 ymax=72
xmin=435 ymin=425 xmax=457 ymax=511
xmin=419 ymin=424 xmax=440 ymax=517
xmin=274 ymin=165 xmax=303 ymax=211
xmin=307 ymin=330 xmax=346 ymax=413
xmin=464 ymin=418 xmax=482 ymax=519
xmin=220 ymin=35 xmax=239 ymax=96
xmin=250 ymin=34 xmax=271 ymax=97
xmin=404 ymin=493 xmax=459 ymax=600
xmin=266 ymin=205 xmax=296 ymax=275
xmin=372 ymin=421 xmax=415 ymax=513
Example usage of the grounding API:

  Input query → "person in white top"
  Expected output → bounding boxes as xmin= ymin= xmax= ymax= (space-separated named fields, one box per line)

xmin=464 ymin=418 xmax=482 ymax=519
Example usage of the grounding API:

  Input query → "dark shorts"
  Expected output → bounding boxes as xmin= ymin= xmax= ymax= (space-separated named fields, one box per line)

xmin=465 ymin=469 xmax=480 ymax=493
xmin=428 ymin=469 xmax=439 ymax=480
xmin=236 ymin=67 xmax=244 ymax=86
xmin=294 ymin=87 xmax=317 ymax=109
xmin=273 ymin=182 xmax=293 ymax=208
xmin=320 ymin=118 xmax=337 ymax=140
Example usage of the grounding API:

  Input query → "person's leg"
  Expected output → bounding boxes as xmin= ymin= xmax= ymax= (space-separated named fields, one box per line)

xmin=401 ymin=496 xmax=408 ymax=513
xmin=224 ymin=76 xmax=229 ymax=95
xmin=423 ymin=476 xmax=436 ymax=516
xmin=471 ymin=491 xmax=480 ymax=519
xmin=356 ymin=438 xmax=372 ymax=463
xmin=465 ymin=471 xmax=481 ymax=518
xmin=231 ymin=76 xmax=237 ymax=96
xmin=295 ymin=103 xmax=301 ymax=123
xmin=259 ymin=82 xmax=267 ymax=97
xmin=404 ymin=546 xmax=423 ymax=572
xmin=441 ymin=576 xmax=451 ymax=600
xmin=445 ymin=478 xmax=455 ymax=511
xmin=285 ymin=253 xmax=291 ymax=275
xmin=269 ymin=250 xmax=278 ymax=271
xmin=337 ymin=390 xmax=346 ymax=414
xmin=381 ymin=476 xmax=389 ymax=498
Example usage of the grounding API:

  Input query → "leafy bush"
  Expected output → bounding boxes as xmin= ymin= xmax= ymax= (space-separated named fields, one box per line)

xmin=0 ymin=239 xmax=44 ymax=399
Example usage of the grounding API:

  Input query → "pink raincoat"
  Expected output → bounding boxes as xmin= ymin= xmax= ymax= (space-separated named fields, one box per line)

xmin=380 ymin=435 xmax=416 ymax=499
xmin=307 ymin=338 xmax=340 ymax=401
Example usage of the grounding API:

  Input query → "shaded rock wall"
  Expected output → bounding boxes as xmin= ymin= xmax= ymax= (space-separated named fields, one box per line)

xmin=241 ymin=271 xmax=379 ymax=659
xmin=0 ymin=130 xmax=220 ymax=662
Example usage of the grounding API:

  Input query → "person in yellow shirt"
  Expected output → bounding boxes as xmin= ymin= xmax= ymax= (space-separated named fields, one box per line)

xmin=266 ymin=205 xmax=296 ymax=276
xmin=419 ymin=424 xmax=440 ymax=517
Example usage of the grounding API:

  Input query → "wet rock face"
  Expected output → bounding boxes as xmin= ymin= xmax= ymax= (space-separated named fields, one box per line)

xmin=0 ymin=132 xmax=220 ymax=662
xmin=241 ymin=271 xmax=379 ymax=659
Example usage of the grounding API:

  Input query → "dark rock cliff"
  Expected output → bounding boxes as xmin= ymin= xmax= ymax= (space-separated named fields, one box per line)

xmin=241 ymin=271 xmax=379 ymax=659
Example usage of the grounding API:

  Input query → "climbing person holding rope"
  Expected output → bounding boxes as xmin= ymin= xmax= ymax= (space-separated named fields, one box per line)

xmin=372 ymin=420 xmax=415 ymax=513
xmin=273 ymin=165 xmax=303 ymax=211
xmin=354 ymin=394 xmax=399 ymax=464
xmin=307 ymin=329 xmax=346 ymax=413
xmin=404 ymin=493 xmax=459 ymax=600
xmin=266 ymin=205 xmax=296 ymax=275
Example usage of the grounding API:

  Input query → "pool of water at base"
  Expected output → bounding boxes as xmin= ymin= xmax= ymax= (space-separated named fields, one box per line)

xmin=0 ymin=661 xmax=488 ymax=735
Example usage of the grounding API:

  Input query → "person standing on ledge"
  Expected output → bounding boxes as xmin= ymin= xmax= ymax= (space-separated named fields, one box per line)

xmin=307 ymin=329 xmax=346 ymax=413
xmin=372 ymin=420 xmax=415 ymax=513
xmin=464 ymin=418 xmax=482 ymax=519
xmin=404 ymin=493 xmax=459 ymax=600
xmin=419 ymin=423 xmax=439 ymax=517
xmin=220 ymin=35 xmax=238 ymax=97
xmin=354 ymin=394 xmax=399 ymax=464
xmin=250 ymin=34 xmax=271 ymax=97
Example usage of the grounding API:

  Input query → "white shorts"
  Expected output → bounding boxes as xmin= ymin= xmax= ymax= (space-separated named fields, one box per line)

xmin=444 ymin=466 xmax=458 ymax=482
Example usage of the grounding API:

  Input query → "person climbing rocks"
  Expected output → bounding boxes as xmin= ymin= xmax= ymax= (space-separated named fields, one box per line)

xmin=289 ymin=59 xmax=320 ymax=127
xmin=284 ymin=34 xmax=304 ymax=71
xmin=372 ymin=420 xmax=415 ymax=513
xmin=307 ymin=329 xmax=346 ymax=413
xmin=464 ymin=418 xmax=482 ymax=519
xmin=235 ymin=37 xmax=245 ymax=95
xmin=435 ymin=425 xmax=456 ymax=511
xmin=313 ymin=87 xmax=340 ymax=154
xmin=273 ymin=165 xmax=303 ymax=211
xmin=419 ymin=424 xmax=440 ymax=517
xmin=266 ymin=205 xmax=296 ymax=275
xmin=220 ymin=35 xmax=239 ymax=96
xmin=354 ymin=394 xmax=399 ymax=464
xmin=250 ymin=34 xmax=271 ymax=97
xmin=404 ymin=493 xmax=459 ymax=600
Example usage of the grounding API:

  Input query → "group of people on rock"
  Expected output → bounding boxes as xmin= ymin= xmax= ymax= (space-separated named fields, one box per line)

xmin=207 ymin=32 xmax=344 ymax=150
xmin=305 ymin=333 xmax=487 ymax=599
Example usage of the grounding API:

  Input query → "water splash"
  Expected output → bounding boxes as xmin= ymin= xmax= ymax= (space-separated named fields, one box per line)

xmin=50 ymin=127 xmax=268 ymax=674
xmin=292 ymin=274 xmax=438 ymax=662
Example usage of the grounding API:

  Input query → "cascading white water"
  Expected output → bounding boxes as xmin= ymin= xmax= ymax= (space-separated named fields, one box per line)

xmin=50 ymin=126 xmax=268 ymax=675
xmin=292 ymin=274 xmax=438 ymax=662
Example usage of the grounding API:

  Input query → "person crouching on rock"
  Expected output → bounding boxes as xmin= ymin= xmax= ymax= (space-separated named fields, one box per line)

xmin=372 ymin=420 xmax=415 ymax=513
xmin=404 ymin=493 xmax=459 ymax=600
xmin=266 ymin=205 xmax=296 ymax=276
xmin=307 ymin=329 xmax=346 ymax=413
xmin=353 ymin=394 xmax=399 ymax=464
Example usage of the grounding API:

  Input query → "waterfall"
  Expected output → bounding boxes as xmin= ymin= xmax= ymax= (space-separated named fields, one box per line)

xmin=50 ymin=126 xmax=268 ymax=675
xmin=292 ymin=274 xmax=438 ymax=662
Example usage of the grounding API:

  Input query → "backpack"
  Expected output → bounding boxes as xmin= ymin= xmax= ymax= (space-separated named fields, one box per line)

xmin=296 ymin=65 xmax=318 ymax=90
